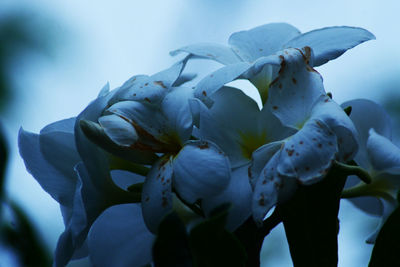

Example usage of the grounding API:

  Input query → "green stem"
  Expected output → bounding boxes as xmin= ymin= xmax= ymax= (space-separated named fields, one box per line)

xmin=332 ymin=161 xmax=372 ymax=184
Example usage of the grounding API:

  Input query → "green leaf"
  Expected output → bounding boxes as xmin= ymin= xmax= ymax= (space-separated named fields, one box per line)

xmin=369 ymin=206 xmax=400 ymax=267
xmin=189 ymin=204 xmax=247 ymax=267
xmin=153 ymin=212 xmax=192 ymax=267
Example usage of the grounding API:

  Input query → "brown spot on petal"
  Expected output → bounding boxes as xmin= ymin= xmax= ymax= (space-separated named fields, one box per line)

xmin=248 ymin=167 xmax=252 ymax=178
xmin=299 ymin=141 xmax=304 ymax=145
xmin=273 ymin=106 xmax=278 ymax=110
xmin=144 ymin=97 xmax=151 ymax=103
xmin=279 ymin=83 xmax=282 ymax=89
xmin=133 ymin=93 xmax=137 ymax=96
xmin=202 ymin=91 xmax=207 ymax=96
xmin=292 ymin=78 xmax=297 ymax=84
xmin=198 ymin=142 xmax=209 ymax=149
xmin=262 ymin=179 xmax=267 ymax=185
xmin=145 ymin=196 xmax=150 ymax=202
xmin=318 ymin=143 xmax=322 ymax=148
xmin=305 ymin=166 xmax=310 ymax=171
xmin=258 ymin=194 xmax=266 ymax=206
xmin=286 ymin=148 xmax=294 ymax=157
xmin=259 ymin=48 xmax=263 ymax=52
xmin=316 ymin=121 xmax=324 ymax=128
xmin=153 ymin=81 xmax=167 ymax=88
xmin=144 ymin=82 xmax=149 ymax=86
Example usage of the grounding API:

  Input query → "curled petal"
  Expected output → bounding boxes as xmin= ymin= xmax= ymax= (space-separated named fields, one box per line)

xmin=107 ymin=101 xmax=175 ymax=149
xmin=170 ymin=43 xmax=241 ymax=65
xmin=141 ymin=156 xmax=174 ymax=233
xmin=249 ymin=141 xmax=284 ymax=189
xmin=367 ymin=129 xmax=400 ymax=174
xmin=160 ymin=86 xmax=194 ymax=143
xmin=311 ymin=96 xmax=358 ymax=162
xmin=173 ymin=140 xmax=231 ymax=203
xmin=342 ymin=99 xmax=392 ymax=169
xmin=18 ymin=127 xmax=79 ymax=207
xmin=252 ymin=153 xmax=281 ymax=225
xmin=229 ymin=23 xmax=300 ymax=62
xmin=278 ymin=119 xmax=338 ymax=185
xmin=194 ymin=62 xmax=251 ymax=106
xmin=110 ymin=58 xmax=189 ymax=105
xmin=284 ymin=26 xmax=375 ymax=66
xmin=267 ymin=48 xmax=325 ymax=129
xmin=98 ymin=114 xmax=138 ymax=147
xmin=88 ymin=204 xmax=154 ymax=267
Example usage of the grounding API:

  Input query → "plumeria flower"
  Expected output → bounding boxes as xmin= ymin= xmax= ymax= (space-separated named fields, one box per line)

xmin=341 ymin=99 xmax=400 ymax=243
xmin=245 ymin=47 xmax=359 ymax=225
xmin=172 ymin=23 xmax=375 ymax=105
xmin=99 ymin=86 xmax=232 ymax=234
xmin=18 ymin=59 xmax=192 ymax=266
xmin=189 ymin=86 xmax=294 ymax=230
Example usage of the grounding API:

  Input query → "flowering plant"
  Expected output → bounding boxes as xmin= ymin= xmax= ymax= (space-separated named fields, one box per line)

xmin=19 ymin=23 xmax=400 ymax=266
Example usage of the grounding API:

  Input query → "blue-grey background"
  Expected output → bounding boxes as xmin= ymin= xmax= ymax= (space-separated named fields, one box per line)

xmin=1 ymin=0 xmax=399 ymax=266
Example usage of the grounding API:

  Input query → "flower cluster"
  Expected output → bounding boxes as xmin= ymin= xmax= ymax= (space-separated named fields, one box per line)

xmin=18 ymin=23 xmax=399 ymax=266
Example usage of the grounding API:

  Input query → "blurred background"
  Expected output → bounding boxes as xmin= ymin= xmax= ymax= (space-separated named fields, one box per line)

xmin=1 ymin=0 xmax=399 ymax=266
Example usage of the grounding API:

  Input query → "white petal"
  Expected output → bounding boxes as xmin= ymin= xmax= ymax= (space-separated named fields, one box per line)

xmin=342 ymin=99 xmax=392 ymax=169
xmin=98 ymin=114 xmax=138 ymax=147
xmin=367 ymin=129 xmax=400 ymax=173
xmin=75 ymin=93 xmax=116 ymax=190
xmin=366 ymin=197 xmax=397 ymax=244
xmin=201 ymin=165 xmax=252 ymax=231
xmin=267 ymin=48 xmax=325 ymax=129
xmin=160 ymin=86 xmax=194 ymax=143
xmin=88 ymin=204 xmax=155 ymax=267
xmin=284 ymin=26 xmax=375 ymax=66
xmin=107 ymin=101 xmax=175 ymax=149
xmin=311 ymin=96 xmax=358 ymax=162
xmin=110 ymin=58 xmax=188 ymax=104
xmin=229 ymin=23 xmax=300 ymax=62
xmin=194 ymin=62 xmax=251 ymax=107
xmin=141 ymin=156 xmax=174 ymax=233
xmin=18 ymin=128 xmax=78 ymax=207
xmin=173 ymin=141 xmax=231 ymax=203
xmin=278 ymin=119 xmax=338 ymax=185
xmin=249 ymin=141 xmax=284 ymax=189
xmin=252 ymin=153 xmax=281 ymax=225
xmin=170 ymin=43 xmax=241 ymax=65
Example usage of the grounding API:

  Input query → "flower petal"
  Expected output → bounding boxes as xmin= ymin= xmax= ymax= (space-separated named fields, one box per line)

xmin=278 ymin=119 xmax=338 ymax=185
xmin=311 ymin=96 xmax=358 ymax=162
xmin=170 ymin=43 xmax=241 ymax=65
xmin=88 ymin=204 xmax=155 ymax=267
xmin=201 ymin=165 xmax=252 ymax=231
xmin=141 ymin=156 xmax=174 ymax=233
xmin=367 ymin=129 xmax=400 ymax=173
xmin=173 ymin=140 xmax=231 ymax=203
xmin=110 ymin=58 xmax=188 ymax=105
xmin=284 ymin=26 xmax=375 ymax=66
xmin=160 ymin=86 xmax=194 ymax=143
xmin=194 ymin=62 xmax=251 ymax=106
xmin=342 ymin=99 xmax=392 ymax=169
xmin=228 ymin=23 xmax=300 ymax=62
xmin=249 ymin=141 xmax=284 ymax=189
xmin=252 ymin=152 xmax=281 ymax=225
xmin=18 ymin=128 xmax=78 ymax=207
xmin=107 ymin=101 xmax=176 ymax=150
xmin=98 ymin=114 xmax=138 ymax=147
xmin=366 ymin=197 xmax=398 ymax=244
xmin=267 ymin=48 xmax=325 ymax=129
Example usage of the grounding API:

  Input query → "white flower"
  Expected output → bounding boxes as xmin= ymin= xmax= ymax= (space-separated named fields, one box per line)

xmin=341 ymin=99 xmax=400 ymax=243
